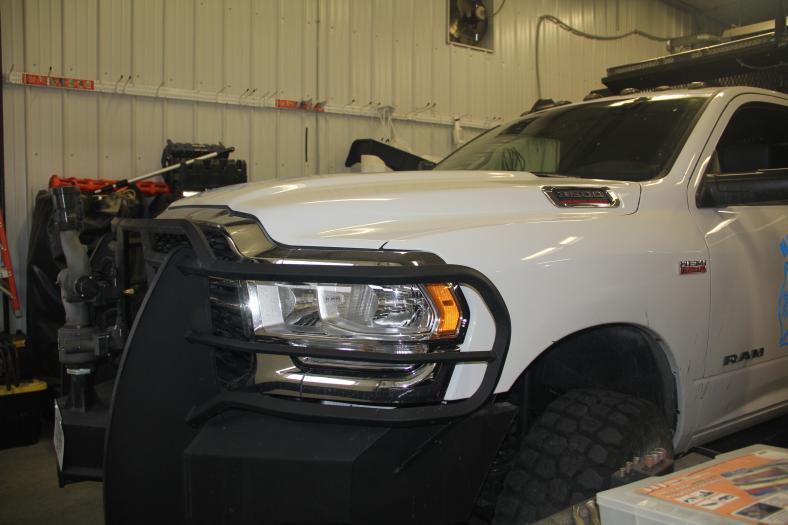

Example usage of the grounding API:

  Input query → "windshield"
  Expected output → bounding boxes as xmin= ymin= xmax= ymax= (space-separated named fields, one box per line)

xmin=435 ymin=95 xmax=708 ymax=181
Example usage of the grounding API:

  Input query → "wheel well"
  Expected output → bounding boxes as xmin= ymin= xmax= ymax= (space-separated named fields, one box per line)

xmin=511 ymin=324 xmax=677 ymax=431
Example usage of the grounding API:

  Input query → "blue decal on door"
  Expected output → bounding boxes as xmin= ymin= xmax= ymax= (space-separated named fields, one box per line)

xmin=780 ymin=237 xmax=788 ymax=346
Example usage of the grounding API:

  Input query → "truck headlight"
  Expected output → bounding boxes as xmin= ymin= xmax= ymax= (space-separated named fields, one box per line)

xmin=243 ymin=281 xmax=463 ymax=350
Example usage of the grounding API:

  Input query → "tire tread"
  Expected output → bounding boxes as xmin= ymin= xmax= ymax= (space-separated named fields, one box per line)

xmin=493 ymin=389 xmax=672 ymax=524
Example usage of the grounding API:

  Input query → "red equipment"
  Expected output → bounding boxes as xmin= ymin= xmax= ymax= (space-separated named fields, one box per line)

xmin=0 ymin=208 xmax=21 ymax=317
xmin=48 ymin=175 xmax=171 ymax=196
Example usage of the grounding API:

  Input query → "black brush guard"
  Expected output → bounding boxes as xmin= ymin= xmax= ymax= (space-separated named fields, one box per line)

xmin=100 ymin=217 xmax=515 ymax=524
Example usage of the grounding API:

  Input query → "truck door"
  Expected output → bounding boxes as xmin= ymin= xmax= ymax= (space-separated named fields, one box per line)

xmin=689 ymin=93 xmax=788 ymax=440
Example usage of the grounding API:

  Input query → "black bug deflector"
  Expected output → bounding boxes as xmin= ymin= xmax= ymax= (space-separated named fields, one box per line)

xmin=103 ymin=217 xmax=514 ymax=524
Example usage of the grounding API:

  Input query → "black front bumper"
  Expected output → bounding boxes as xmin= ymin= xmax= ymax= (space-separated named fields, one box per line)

xmin=183 ymin=404 xmax=515 ymax=524
xmin=101 ymin=218 xmax=512 ymax=524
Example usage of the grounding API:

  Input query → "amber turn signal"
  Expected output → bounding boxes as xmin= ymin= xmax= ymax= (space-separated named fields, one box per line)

xmin=425 ymin=283 xmax=462 ymax=338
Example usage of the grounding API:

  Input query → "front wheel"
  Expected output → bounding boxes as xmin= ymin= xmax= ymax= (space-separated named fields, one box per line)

xmin=493 ymin=389 xmax=673 ymax=524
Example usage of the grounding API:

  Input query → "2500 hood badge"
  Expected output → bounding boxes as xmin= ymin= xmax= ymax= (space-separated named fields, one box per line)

xmin=542 ymin=186 xmax=620 ymax=208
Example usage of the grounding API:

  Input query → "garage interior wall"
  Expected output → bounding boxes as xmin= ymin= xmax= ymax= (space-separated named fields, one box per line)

xmin=1 ymin=0 xmax=692 ymax=328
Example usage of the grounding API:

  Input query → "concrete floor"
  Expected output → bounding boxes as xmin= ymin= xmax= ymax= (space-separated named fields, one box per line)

xmin=0 ymin=415 xmax=786 ymax=524
xmin=0 ymin=425 xmax=102 ymax=525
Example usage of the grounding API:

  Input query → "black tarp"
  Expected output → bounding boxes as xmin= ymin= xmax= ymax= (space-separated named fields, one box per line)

xmin=344 ymin=139 xmax=435 ymax=171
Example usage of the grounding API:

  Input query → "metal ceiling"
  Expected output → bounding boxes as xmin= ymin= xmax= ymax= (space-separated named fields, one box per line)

xmin=663 ymin=0 xmax=786 ymax=30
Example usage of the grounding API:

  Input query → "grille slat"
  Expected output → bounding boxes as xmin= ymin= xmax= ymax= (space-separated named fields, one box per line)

xmin=152 ymin=232 xmax=190 ymax=254
xmin=203 ymin=229 xmax=240 ymax=261
xmin=208 ymin=279 xmax=247 ymax=339
xmin=150 ymin=227 xmax=241 ymax=261
xmin=207 ymin=278 xmax=256 ymax=390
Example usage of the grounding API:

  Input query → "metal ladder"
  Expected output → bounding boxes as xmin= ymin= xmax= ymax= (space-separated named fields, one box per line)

xmin=0 ymin=209 xmax=21 ymax=318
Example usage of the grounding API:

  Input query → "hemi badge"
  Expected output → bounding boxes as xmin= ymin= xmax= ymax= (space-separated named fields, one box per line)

xmin=542 ymin=187 xmax=620 ymax=208
xmin=680 ymin=260 xmax=707 ymax=275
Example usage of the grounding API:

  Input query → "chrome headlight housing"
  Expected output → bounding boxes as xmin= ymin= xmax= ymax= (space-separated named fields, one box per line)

xmin=210 ymin=275 xmax=467 ymax=406
xmin=243 ymin=281 xmax=463 ymax=349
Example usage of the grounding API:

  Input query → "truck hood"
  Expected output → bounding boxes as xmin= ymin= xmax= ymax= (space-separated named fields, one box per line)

xmin=173 ymin=171 xmax=642 ymax=249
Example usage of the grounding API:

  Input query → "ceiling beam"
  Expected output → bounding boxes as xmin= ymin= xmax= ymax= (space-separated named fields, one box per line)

xmin=657 ymin=0 xmax=729 ymax=32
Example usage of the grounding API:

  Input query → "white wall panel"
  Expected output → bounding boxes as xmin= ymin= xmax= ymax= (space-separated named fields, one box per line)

xmin=25 ymin=0 xmax=62 ymax=75
xmin=319 ymin=0 xmax=349 ymax=104
xmin=412 ymin=0 xmax=433 ymax=111
xmin=348 ymin=1 xmax=372 ymax=106
xmin=224 ymin=105 xmax=251 ymax=171
xmin=371 ymin=0 xmax=393 ymax=106
xmin=62 ymin=0 xmax=99 ymax=179
xmin=163 ymin=0 xmax=194 ymax=90
xmin=132 ymin=97 xmax=164 ymax=173
xmin=98 ymin=93 xmax=133 ymax=178
xmin=194 ymin=101 xmax=222 ymax=144
xmin=431 ymin=2 xmax=452 ymax=117
xmin=2 ymin=0 xmax=692 ymax=328
xmin=163 ymin=99 xmax=195 ymax=143
xmin=392 ymin=0 xmax=414 ymax=112
xmin=251 ymin=108 xmax=278 ymax=178
xmin=98 ymin=0 xmax=132 ymax=82
xmin=97 ymin=0 xmax=134 ymax=179
xmin=224 ymin=0 xmax=252 ymax=96
xmin=195 ymin=0 xmax=223 ymax=92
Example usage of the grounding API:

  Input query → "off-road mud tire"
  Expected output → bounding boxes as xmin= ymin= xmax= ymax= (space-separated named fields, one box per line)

xmin=493 ymin=389 xmax=673 ymax=524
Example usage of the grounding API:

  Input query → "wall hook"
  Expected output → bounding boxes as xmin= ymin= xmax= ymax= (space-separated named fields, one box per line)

xmin=114 ymin=75 xmax=124 ymax=93
xmin=216 ymin=85 xmax=227 ymax=103
xmin=243 ymin=88 xmax=257 ymax=106
xmin=156 ymin=81 xmax=165 ymax=98
xmin=409 ymin=102 xmax=433 ymax=117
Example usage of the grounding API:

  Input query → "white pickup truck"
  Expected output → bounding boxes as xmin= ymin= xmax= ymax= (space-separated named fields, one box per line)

xmin=95 ymin=86 xmax=788 ymax=524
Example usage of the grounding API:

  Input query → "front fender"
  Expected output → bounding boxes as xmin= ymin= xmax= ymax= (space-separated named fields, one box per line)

xmin=385 ymin=208 xmax=710 ymax=447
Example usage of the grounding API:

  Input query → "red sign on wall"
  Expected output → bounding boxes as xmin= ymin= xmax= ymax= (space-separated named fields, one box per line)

xmin=22 ymin=73 xmax=94 ymax=91
xmin=275 ymin=99 xmax=300 ymax=109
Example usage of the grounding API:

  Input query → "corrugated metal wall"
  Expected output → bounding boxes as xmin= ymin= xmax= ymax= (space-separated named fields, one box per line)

xmin=1 ymin=0 xmax=692 ymax=328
